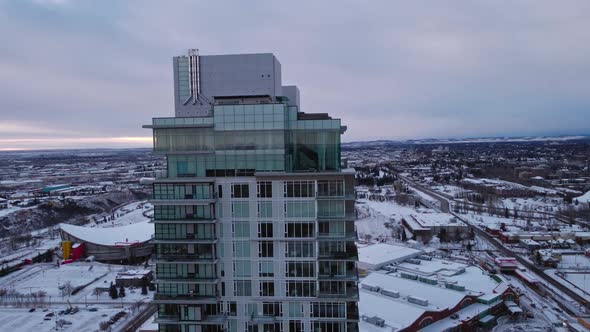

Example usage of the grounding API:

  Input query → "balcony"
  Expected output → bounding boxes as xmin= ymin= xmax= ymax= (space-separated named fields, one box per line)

xmin=318 ymin=246 xmax=358 ymax=260
xmin=316 ymin=194 xmax=355 ymax=200
xmin=317 ymin=231 xmax=357 ymax=240
xmin=154 ymin=254 xmax=217 ymax=264
xmin=145 ymin=116 xmax=214 ymax=129
xmin=346 ymin=305 xmax=359 ymax=321
xmin=318 ymin=271 xmax=358 ymax=281
xmin=155 ymin=314 xmax=227 ymax=325
xmin=154 ymin=171 xmax=215 ymax=182
xmin=150 ymin=198 xmax=216 ymax=206
xmin=155 ymin=276 xmax=219 ymax=284
xmin=153 ymin=293 xmax=219 ymax=304
xmin=318 ymin=287 xmax=359 ymax=299
xmin=250 ymin=313 xmax=277 ymax=324
xmin=152 ymin=236 xmax=218 ymax=244
xmin=152 ymin=217 xmax=217 ymax=224
xmin=317 ymin=212 xmax=356 ymax=220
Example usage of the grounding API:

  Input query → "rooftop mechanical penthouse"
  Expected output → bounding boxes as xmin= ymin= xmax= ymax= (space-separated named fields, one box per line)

xmin=144 ymin=50 xmax=359 ymax=332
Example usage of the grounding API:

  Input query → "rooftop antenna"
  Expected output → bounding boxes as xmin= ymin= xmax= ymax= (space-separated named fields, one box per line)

xmin=184 ymin=48 xmax=202 ymax=105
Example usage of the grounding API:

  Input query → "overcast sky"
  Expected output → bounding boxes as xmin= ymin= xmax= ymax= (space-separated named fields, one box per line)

xmin=1 ymin=0 xmax=589 ymax=150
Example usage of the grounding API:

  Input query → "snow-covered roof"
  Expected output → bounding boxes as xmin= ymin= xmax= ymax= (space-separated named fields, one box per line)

xmin=359 ymin=268 xmax=501 ymax=331
xmin=363 ymin=272 xmax=466 ymax=310
xmin=60 ymin=220 xmax=153 ymax=246
xmin=575 ymin=190 xmax=590 ymax=204
xmin=359 ymin=288 xmax=425 ymax=331
xmin=358 ymin=243 xmax=423 ymax=269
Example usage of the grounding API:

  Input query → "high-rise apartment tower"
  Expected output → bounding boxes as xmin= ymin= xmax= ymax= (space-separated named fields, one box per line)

xmin=144 ymin=50 xmax=359 ymax=332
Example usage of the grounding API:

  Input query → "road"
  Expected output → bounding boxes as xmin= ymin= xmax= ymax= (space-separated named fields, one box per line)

xmin=119 ymin=303 xmax=156 ymax=332
xmin=398 ymin=174 xmax=590 ymax=314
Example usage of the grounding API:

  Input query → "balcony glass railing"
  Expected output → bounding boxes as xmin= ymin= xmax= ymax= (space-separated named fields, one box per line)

xmin=318 ymin=250 xmax=358 ymax=260
xmin=154 ymin=235 xmax=217 ymax=242
xmin=152 ymin=117 xmax=214 ymax=127
xmin=154 ymin=293 xmax=219 ymax=301
xmin=317 ymin=231 xmax=357 ymax=239
xmin=154 ymin=254 xmax=216 ymax=262
xmin=318 ymin=287 xmax=359 ymax=298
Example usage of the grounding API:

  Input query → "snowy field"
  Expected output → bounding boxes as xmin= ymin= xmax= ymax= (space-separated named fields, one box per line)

xmin=0 ymin=261 xmax=154 ymax=332
xmin=87 ymin=200 xmax=152 ymax=228
xmin=500 ymin=197 xmax=565 ymax=213
xmin=2 ymin=263 xmax=112 ymax=298
xmin=0 ymin=261 xmax=153 ymax=303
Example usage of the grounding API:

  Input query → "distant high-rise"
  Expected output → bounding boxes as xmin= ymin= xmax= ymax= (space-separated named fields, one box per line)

xmin=145 ymin=50 xmax=359 ymax=332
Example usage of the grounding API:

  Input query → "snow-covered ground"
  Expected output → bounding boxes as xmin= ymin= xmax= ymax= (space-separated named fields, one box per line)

xmin=355 ymin=199 xmax=425 ymax=241
xmin=0 ymin=260 xmax=154 ymax=332
xmin=500 ymin=196 xmax=565 ymax=213
xmin=87 ymin=200 xmax=152 ymax=228
xmin=0 ymin=261 xmax=152 ymax=303
xmin=0 ymin=200 xmax=155 ymax=332
xmin=0 ymin=307 xmax=130 ymax=332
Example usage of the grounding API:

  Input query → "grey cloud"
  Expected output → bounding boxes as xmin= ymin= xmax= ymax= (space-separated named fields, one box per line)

xmin=0 ymin=0 xmax=589 ymax=148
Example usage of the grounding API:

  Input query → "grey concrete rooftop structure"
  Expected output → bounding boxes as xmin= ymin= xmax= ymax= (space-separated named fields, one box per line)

xmin=173 ymin=51 xmax=295 ymax=117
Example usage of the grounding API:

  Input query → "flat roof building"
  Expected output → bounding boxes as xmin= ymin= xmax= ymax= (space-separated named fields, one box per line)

xmin=358 ymin=259 xmax=518 ymax=331
xmin=357 ymin=243 xmax=423 ymax=272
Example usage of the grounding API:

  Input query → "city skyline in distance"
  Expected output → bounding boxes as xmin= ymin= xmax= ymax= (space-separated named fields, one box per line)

xmin=1 ymin=1 xmax=590 ymax=150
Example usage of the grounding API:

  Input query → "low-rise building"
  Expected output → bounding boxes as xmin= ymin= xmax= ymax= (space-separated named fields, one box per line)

xmin=115 ymin=269 xmax=153 ymax=287
xmin=357 ymin=243 xmax=424 ymax=273
xmin=359 ymin=262 xmax=517 ymax=331
xmin=402 ymin=213 xmax=469 ymax=243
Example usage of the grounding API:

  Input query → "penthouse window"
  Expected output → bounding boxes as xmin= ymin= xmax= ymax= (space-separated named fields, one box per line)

xmin=233 ymin=241 xmax=250 ymax=258
xmin=231 ymin=201 xmax=250 ymax=218
xmin=262 ymin=301 xmax=282 ymax=316
xmin=285 ymin=222 xmax=314 ymax=238
xmin=286 ymin=261 xmax=315 ymax=278
xmin=234 ymin=280 xmax=252 ymax=296
xmin=286 ymin=281 xmax=316 ymax=297
xmin=311 ymin=302 xmax=345 ymax=318
xmin=258 ymin=222 xmax=273 ymax=238
xmin=259 ymin=261 xmax=274 ymax=277
xmin=286 ymin=241 xmax=314 ymax=258
xmin=317 ymin=180 xmax=344 ymax=197
xmin=284 ymin=180 xmax=315 ymax=198
xmin=258 ymin=201 xmax=273 ymax=218
xmin=260 ymin=282 xmax=275 ymax=297
xmin=284 ymin=201 xmax=315 ymax=218
xmin=257 ymin=181 xmax=273 ymax=198
xmin=289 ymin=321 xmax=303 ymax=332
xmin=231 ymin=183 xmax=249 ymax=198
xmin=233 ymin=261 xmax=251 ymax=277
xmin=312 ymin=321 xmax=344 ymax=332
xmin=259 ymin=241 xmax=274 ymax=257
